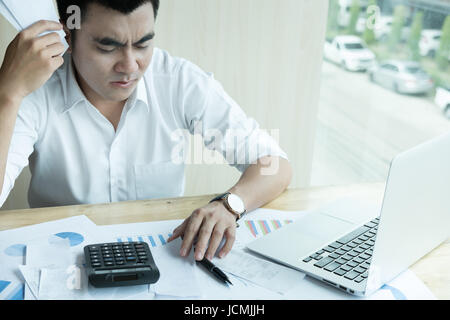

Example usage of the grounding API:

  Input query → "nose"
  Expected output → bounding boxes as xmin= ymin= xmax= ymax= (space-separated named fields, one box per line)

xmin=114 ymin=48 xmax=139 ymax=75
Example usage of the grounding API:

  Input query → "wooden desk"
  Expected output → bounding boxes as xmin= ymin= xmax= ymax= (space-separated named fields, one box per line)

xmin=1 ymin=183 xmax=448 ymax=299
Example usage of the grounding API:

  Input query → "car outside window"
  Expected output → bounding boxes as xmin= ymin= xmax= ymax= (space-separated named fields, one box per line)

xmin=312 ymin=0 xmax=450 ymax=186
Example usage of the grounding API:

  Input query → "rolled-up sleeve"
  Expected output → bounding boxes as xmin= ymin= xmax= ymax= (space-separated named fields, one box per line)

xmin=0 ymin=93 xmax=41 ymax=207
xmin=178 ymin=61 xmax=288 ymax=173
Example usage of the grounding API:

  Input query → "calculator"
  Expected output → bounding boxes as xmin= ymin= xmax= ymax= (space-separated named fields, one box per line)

xmin=84 ymin=242 xmax=160 ymax=288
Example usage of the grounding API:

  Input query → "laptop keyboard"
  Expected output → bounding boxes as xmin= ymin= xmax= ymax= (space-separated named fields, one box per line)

xmin=301 ymin=217 xmax=380 ymax=284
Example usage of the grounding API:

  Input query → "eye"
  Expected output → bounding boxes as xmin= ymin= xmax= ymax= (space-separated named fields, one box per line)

xmin=97 ymin=47 xmax=115 ymax=53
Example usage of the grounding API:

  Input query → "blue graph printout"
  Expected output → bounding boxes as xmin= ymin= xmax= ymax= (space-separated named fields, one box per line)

xmin=116 ymin=233 xmax=173 ymax=248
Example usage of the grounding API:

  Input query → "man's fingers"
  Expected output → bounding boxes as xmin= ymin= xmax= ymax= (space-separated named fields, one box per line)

xmin=194 ymin=220 xmax=216 ymax=261
xmin=205 ymin=225 xmax=226 ymax=260
xmin=42 ymin=41 xmax=65 ymax=58
xmin=179 ymin=211 xmax=203 ymax=257
xmin=218 ymin=227 xmax=236 ymax=259
xmin=167 ymin=219 xmax=189 ymax=242
xmin=167 ymin=228 xmax=181 ymax=242
xmin=34 ymin=32 xmax=63 ymax=49
xmin=24 ymin=20 xmax=63 ymax=39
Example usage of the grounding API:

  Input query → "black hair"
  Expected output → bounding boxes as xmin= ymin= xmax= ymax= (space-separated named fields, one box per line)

xmin=56 ymin=0 xmax=159 ymax=47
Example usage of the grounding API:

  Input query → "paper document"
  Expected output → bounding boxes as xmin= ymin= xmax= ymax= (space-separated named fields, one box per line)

xmin=0 ymin=0 xmax=21 ymax=29
xmin=0 ymin=215 xmax=97 ymax=282
xmin=95 ymin=219 xmax=202 ymax=299
xmin=37 ymin=266 xmax=150 ymax=300
xmin=214 ymin=249 xmax=305 ymax=295
xmin=0 ymin=0 xmax=68 ymax=50
xmin=150 ymin=238 xmax=201 ymax=298
xmin=0 ymin=206 xmax=439 ymax=300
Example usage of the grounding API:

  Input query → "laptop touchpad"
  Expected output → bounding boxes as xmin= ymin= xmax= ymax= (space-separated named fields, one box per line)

xmin=247 ymin=212 xmax=355 ymax=265
xmin=300 ymin=212 xmax=355 ymax=242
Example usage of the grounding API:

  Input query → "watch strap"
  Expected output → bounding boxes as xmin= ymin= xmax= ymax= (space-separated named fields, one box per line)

xmin=209 ymin=192 xmax=231 ymax=204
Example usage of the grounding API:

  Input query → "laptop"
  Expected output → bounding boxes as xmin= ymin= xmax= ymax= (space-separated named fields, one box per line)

xmin=247 ymin=131 xmax=450 ymax=296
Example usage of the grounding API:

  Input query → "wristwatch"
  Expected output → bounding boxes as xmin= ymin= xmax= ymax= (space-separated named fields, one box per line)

xmin=209 ymin=192 xmax=247 ymax=221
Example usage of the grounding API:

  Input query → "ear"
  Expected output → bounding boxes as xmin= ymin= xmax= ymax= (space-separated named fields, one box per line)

xmin=60 ymin=19 xmax=73 ymax=53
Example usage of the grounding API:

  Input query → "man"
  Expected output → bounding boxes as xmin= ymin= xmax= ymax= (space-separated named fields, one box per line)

xmin=0 ymin=0 xmax=292 ymax=261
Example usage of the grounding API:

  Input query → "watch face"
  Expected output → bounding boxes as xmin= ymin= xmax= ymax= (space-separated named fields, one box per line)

xmin=227 ymin=193 xmax=245 ymax=214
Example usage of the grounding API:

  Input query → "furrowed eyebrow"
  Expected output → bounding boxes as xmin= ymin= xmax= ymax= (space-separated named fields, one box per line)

xmin=134 ymin=32 xmax=155 ymax=45
xmin=94 ymin=37 xmax=125 ymax=47
xmin=94 ymin=32 xmax=155 ymax=47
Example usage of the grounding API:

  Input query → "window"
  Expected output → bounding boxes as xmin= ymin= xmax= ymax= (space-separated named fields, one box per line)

xmin=312 ymin=0 xmax=450 ymax=186
xmin=344 ymin=42 xmax=365 ymax=49
xmin=405 ymin=66 xmax=423 ymax=73
xmin=390 ymin=64 xmax=399 ymax=72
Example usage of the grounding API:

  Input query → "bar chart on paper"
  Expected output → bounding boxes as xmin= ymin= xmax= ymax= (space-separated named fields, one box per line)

xmin=116 ymin=233 xmax=173 ymax=248
xmin=244 ymin=219 xmax=294 ymax=238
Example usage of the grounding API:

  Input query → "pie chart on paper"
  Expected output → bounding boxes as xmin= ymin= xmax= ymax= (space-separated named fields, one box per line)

xmin=4 ymin=244 xmax=26 ymax=257
xmin=53 ymin=232 xmax=85 ymax=247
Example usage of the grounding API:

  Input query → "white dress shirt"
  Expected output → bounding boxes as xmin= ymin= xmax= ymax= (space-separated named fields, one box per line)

xmin=0 ymin=48 xmax=288 ymax=208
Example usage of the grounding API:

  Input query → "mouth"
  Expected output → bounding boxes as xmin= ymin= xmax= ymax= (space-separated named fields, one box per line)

xmin=110 ymin=79 xmax=137 ymax=88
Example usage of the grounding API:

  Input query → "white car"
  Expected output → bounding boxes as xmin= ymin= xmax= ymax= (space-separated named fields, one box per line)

xmin=324 ymin=35 xmax=376 ymax=71
xmin=369 ymin=60 xmax=434 ymax=95
xmin=419 ymin=29 xmax=441 ymax=57
xmin=434 ymin=86 xmax=450 ymax=119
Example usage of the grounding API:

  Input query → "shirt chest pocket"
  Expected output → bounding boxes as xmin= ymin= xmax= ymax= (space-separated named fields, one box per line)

xmin=134 ymin=162 xmax=185 ymax=200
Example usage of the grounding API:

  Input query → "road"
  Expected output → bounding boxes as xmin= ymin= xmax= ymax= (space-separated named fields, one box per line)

xmin=310 ymin=61 xmax=450 ymax=186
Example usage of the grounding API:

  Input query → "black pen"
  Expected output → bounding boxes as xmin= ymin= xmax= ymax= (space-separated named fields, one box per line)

xmin=197 ymin=258 xmax=233 ymax=286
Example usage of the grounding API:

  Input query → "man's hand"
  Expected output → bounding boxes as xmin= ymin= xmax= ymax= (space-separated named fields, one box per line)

xmin=167 ymin=200 xmax=237 ymax=261
xmin=0 ymin=20 xmax=65 ymax=102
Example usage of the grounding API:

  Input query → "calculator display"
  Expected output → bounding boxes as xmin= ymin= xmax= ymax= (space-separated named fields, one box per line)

xmin=114 ymin=274 xmax=138 ymax=282
xmin=84 ymin=242 xmax=160 ymax=288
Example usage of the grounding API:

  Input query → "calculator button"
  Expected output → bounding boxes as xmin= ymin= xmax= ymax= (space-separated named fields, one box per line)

xmin=92 ymin=263 xmax=102 ymax=267
xmin=103 ymin=257 xmax=113 ymax=262
xmin=126 ymin=256 xmax=136 ymax=261
xmin=104 ymin=262 xmax=114 ymax=266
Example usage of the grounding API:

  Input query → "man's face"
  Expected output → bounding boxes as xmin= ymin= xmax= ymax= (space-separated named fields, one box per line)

xmin=71 ymin=3 xmax=155 ymax=104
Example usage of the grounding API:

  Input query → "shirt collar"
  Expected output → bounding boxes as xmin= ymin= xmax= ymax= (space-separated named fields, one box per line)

xmin=59 ymin=52 xmax=150 ymax=114
xmin=126 ymin=75 xmax=150 ymax=113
